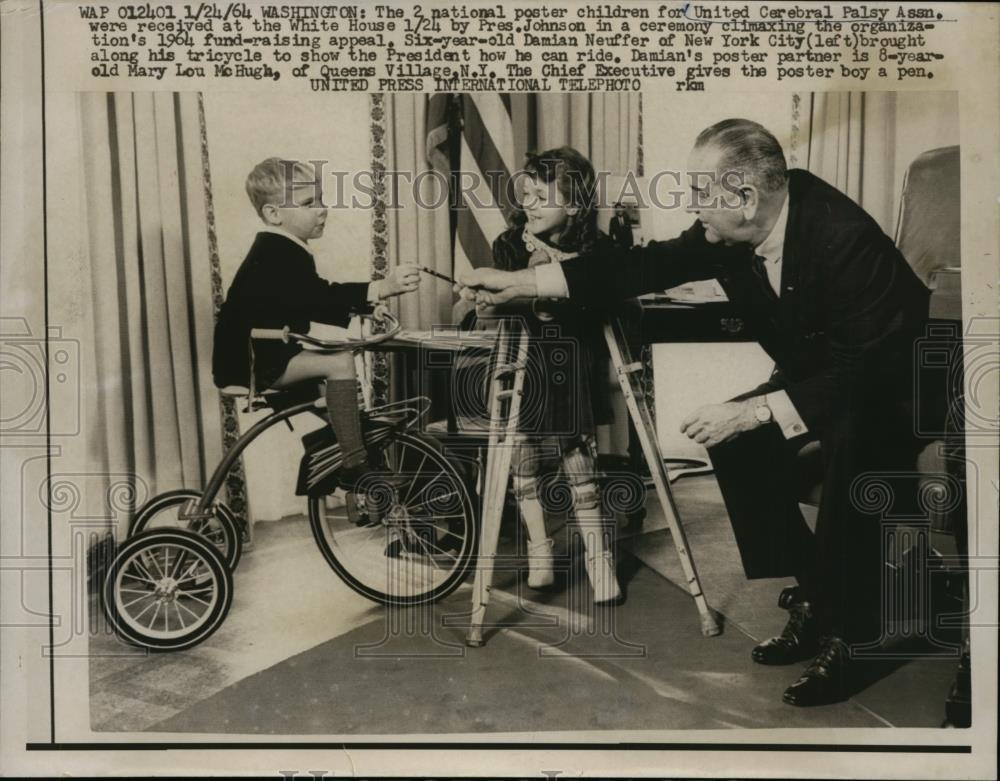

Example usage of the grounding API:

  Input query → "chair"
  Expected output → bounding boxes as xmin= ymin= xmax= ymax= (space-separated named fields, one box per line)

xmin=894 ymin=145 xmax=961 ymax=291
xmin=894 ymin=147 xmax=964 ymax=537
xmin=894 ymin=146 xmax=969 ymax=726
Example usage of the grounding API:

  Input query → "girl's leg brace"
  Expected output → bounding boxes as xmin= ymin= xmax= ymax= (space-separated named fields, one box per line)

xmin=562 ymin=438 xmax=621 ymax=602
xmin=511 ymin=438 xmax=555 ymax=587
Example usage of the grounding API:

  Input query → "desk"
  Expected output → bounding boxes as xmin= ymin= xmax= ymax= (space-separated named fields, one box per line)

xmin=369 ymin=328 xmax=495 ymax=438
xmin=638 ymin=296 xmax=774 ymax=468
xmin=638 ymin=296 xmax=753 ymax=344
xmin=382 ymin=302 xmax=773 ymax=470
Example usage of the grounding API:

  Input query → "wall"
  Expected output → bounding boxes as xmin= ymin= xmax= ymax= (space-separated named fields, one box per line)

xmin=641 ymin=91 xmax=797 ymax=241
xmin=203 ymin=92 xmax=372 ymax=523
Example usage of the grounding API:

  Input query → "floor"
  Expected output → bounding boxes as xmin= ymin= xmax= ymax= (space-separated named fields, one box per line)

xmin=88 ymin=475 xmax=963 ymax=735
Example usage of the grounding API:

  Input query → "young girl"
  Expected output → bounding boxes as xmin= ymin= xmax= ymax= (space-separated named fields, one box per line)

xmin=489 ymin=146 xmax=622 ymax=604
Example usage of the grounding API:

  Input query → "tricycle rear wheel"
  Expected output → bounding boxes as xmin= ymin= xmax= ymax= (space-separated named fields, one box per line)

xmin=308 ymin=431 xmax=477 ymax=605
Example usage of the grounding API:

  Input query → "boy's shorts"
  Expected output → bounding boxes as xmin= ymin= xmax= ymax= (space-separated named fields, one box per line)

xmin=251 ymin=343 xmax=303 ymax=390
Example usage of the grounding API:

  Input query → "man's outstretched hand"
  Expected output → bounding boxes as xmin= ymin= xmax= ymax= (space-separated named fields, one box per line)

xmin=453 ymin=267 xmax=538 ymax=307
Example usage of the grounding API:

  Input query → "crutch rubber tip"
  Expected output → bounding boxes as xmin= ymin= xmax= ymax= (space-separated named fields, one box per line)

xmin=700 ymin=612 xmax=723 ymax=637
xmin=465 ymin=630 xmax=485 ymax=647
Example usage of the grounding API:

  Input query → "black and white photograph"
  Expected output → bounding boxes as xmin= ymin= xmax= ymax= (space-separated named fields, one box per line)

xmin=1 ymin=1 xmax=997 ymax=778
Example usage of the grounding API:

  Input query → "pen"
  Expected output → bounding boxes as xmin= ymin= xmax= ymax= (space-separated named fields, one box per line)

xmin=419 ymin=266 xmax=458 ymax=285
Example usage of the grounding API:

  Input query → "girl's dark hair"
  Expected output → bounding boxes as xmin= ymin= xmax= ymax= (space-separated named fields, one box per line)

xmin=511 ymin=146 xmax=599 ymax=254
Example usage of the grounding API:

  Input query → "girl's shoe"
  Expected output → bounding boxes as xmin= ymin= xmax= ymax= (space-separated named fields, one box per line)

xmin=526 ymin=537 xmax=555 ymax=589
xmin=586 ymin=549 xmax=622 ymax=605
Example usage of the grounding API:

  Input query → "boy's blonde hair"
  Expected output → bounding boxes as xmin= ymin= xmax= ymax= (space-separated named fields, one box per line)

xmin=245 ymin=157 xmax=316 ymax=219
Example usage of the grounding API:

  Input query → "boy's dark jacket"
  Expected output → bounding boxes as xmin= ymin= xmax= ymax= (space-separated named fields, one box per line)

xmin=212 ymin=232 xmax=371 ymax=389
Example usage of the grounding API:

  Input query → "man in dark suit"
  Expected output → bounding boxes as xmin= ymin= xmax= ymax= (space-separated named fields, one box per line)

xmin=457 ymin=119 xmax=930 ymax=706
xmin=609 ymin=203 xmax=635 ymax=249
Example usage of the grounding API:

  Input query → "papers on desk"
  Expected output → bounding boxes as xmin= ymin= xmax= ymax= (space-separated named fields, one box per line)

xmin=660 ymin=279 xmax=729 ymax=304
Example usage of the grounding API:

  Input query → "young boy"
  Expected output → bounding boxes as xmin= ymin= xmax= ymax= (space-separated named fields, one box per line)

xmin=212 ymin=157 xmax=419 ymax=485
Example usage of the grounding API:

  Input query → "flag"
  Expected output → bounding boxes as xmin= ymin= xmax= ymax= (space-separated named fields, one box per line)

xmin=425 ymin=93 xmax=517 ymax=277
xmin=455 ymin=94 xmax=516 ymax=275
xmin=425 ymin=93 xmax=455 ymax=176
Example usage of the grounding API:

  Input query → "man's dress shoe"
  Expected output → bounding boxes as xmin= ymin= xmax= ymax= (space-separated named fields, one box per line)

xmin=783 ymin=636 xmax=850 ymax=707
xmin=752 ymin=586 xmax=820 ymax=665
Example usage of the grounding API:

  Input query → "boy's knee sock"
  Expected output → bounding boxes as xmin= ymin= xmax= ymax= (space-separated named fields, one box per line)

xmin=325 ymin=379 xmax=367 ymax=467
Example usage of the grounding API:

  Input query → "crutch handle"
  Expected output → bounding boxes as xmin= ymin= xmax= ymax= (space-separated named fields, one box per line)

xmin=250 ymin=326 xmax=290 ymax=342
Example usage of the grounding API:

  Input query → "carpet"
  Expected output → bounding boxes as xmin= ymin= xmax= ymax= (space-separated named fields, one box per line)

xmin=149 ymin=564 xmax=885 ymax=735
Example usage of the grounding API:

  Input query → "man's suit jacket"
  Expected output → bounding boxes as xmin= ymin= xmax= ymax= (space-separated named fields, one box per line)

xmin=212 ymin=231 xmax=371 ymax=388
xmin=560 ymin=169 xmax=930 ymax=436
xmin=609 ymin=215 xmax=634 ymax=249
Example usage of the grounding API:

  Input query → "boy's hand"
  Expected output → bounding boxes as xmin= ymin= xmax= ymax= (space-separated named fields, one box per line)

xmin=380 ymin=264 xmax=420 ymax=298
xmin=372 ymin=303 xmax=390 ymax=322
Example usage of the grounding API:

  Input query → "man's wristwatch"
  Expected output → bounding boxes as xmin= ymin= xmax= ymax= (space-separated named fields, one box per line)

xmin=753 ymin=397 xmax=773 ymax=424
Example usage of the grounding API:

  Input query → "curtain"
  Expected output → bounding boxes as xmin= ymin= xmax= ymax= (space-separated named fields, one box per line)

xmin=78 ymin=93 xmax=222 ymax=539
xmin=532 ymin=93 xmax=641 ymax=174
xmin=383 ymin=94 xmax=456 ymax=331
xmin=804 ymin=92 xmax=897 ymax=235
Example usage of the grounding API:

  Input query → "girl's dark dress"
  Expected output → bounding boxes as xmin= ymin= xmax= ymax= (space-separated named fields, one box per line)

xmin=490 ymin=227 xmax=614 ymax=448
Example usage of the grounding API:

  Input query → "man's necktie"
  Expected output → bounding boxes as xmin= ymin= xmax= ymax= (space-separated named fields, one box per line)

xmin=751 ymin=253 xmax=778 ymax=302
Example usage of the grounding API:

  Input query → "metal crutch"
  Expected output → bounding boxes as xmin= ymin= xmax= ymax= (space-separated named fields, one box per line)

xmin=465 ymin=318 xmax=531 ymax=647
xmin=604 ymin=317 xmax=721 ymax=637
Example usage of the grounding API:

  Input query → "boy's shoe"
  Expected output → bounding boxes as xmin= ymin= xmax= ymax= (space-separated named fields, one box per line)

xmin=526 ymin=538 xmax=555 ymax=589
xmin=344 ymin=492 xmax=378 ymax=528
xmin=337 ymin=461 xmax=407 ymax=497
xmin=336 ymin=461 xmax=366 ymax=490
